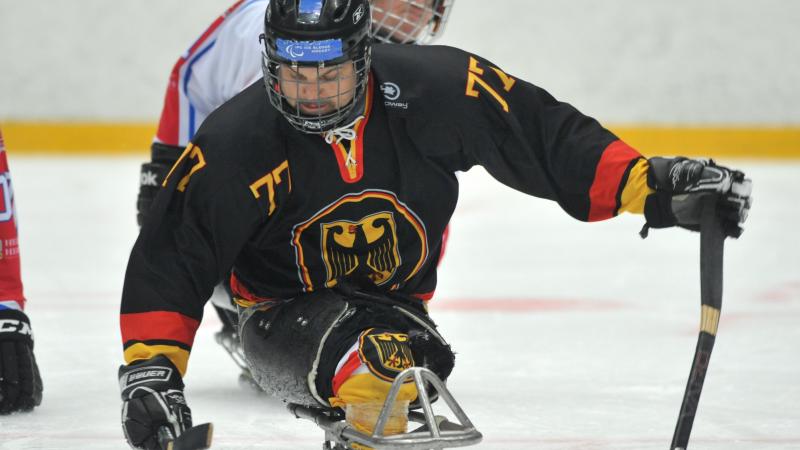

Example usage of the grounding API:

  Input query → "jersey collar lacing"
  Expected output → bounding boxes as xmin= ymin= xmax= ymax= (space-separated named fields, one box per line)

xmin=324 ymin=115 xmax=366 ymax=167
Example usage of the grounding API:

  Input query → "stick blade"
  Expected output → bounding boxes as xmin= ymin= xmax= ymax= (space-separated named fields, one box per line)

xmin=167 ymin=423 xmax=214 ymax=450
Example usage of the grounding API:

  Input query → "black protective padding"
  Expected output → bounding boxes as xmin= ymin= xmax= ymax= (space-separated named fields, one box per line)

xmin=239 ymin=289 xmax=350 ymax=406
xmin=119 ymin=355 xmax=193 ymax=449
xmin=238 ymin=286 xmax=455 ymax=407
xmin=644 ymin=191 xmax=678 ymax=229
xmin=646 ymin=157 xmax=676 ymax=191
xmin=0 ymin=309 xmax=42 ymax=415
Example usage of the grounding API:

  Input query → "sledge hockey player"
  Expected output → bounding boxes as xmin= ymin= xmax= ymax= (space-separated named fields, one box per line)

xmin=137 ymin=0 xmax=453 ymax=224
xmin=0 ymin=128 xmax=43 ymax=414
xmin=118 ymin=0 xmax=752 ymax=448
xmin=135 ymin=0 xmax=456 ymax=387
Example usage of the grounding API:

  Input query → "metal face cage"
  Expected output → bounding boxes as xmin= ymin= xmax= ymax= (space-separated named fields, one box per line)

xmin=371 ymin=0 xmax=454 ymax=44
xmin=262 ymin=45 xmax=371 ymax=134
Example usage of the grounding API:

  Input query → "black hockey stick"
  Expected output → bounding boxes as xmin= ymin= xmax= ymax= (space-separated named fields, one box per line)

xmin=158 ymin=422 xmax=214 ymax=450
xmin=670 ymin=196 xmax=725 ymax=450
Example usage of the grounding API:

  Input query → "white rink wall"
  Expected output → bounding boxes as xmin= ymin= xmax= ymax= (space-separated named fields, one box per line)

xmin=1 ymin=0 xmax=799 ymax=124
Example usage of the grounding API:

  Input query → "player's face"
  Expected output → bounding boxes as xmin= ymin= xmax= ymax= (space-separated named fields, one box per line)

xmin=278 ymin=62 xmax=357 ymax=116
xmin=372 ymin=0 xmax=436 ymax=43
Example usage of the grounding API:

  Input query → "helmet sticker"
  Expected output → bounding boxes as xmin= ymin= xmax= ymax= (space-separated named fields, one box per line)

xmin=299 ymin=0 xmax=324 ymax=15
xmin=352 ymin=4 xmax=365 ymax=24
xmin=276 ymin=38 xmax=344 ymax=62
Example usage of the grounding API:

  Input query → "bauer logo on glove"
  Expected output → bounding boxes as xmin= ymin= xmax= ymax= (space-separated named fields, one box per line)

xmin=120 ymin=366 xmax=175 ymax=390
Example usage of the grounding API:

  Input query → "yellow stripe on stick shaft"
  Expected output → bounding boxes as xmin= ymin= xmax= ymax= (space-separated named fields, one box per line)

xmin=700 ymin=305 xmax=721 ymax=336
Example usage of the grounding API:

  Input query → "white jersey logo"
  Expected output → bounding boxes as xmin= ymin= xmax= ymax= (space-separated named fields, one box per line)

xmin=140 ymin=170 xmax=159 ymax=187
xmin=380 ymin=82 xmax=401 ymax=101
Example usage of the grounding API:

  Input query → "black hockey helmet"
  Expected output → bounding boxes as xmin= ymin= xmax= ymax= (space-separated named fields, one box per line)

xmin=371 ymin=0 xmax=454 ymax=44
xmin=262 ymin=0 xmax=372 ymax=134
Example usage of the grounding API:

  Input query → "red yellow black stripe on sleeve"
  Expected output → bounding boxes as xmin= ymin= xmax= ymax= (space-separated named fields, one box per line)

xmin=588 ymin=140 xmax=653 ymax=221
xmin=120 ymin=311 xmax=200 ymax=376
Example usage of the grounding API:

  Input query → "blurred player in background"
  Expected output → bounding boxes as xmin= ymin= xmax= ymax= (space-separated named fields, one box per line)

xmin=0 ymin=127 xmax=43 ymax=414
xmin=134 ymin=0 xmax=455 ymax=388
xmin=118 ymin=0 xmax=752 ymax=448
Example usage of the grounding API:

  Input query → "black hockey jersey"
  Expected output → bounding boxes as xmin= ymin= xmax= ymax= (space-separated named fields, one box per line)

xmin=121 ymin=44 xmax=653 ymax=374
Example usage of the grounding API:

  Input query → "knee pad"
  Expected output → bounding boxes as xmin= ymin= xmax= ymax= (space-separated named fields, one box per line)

xmin=238 ymin=288 xmax=455 ymax=407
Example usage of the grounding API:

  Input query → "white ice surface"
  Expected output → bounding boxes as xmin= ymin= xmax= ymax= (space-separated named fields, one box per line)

xmin=0 ymin=156 xmax=798 ymax=449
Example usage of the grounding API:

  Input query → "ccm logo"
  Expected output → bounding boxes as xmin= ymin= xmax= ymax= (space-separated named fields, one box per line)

xmin=0 ymin=319 xmax=31 ymax=336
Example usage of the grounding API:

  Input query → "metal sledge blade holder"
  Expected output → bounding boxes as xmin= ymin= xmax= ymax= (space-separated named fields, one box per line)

xmin=289 ymin=367 xmax=482 ymax=450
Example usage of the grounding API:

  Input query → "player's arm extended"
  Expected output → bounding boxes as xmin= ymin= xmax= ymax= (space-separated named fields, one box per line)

xmin=121 ymin=139 xmax=264 ymax=376
xmin=451 ymin=53 xmax=645 ymax=221
xmin=454 ymin=53 xmax=749 ymax=235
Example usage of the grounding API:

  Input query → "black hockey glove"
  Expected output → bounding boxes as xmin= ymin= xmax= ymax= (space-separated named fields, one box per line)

xmin=137 ymin=142 xmax=183 ymax=226
xmin=119 ymin=355 xmax=192 ymax=450
xmin=643 ymin=157 xmax=753 ymax=238
xmin=0 ymin=308 xmax=43 ymax=414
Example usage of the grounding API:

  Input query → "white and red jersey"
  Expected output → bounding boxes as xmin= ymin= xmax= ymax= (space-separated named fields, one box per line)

xmin=155 ymin=0 xmax=268 ymax=147
xmin=0 ymin=128 xmax=25 ymax=311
